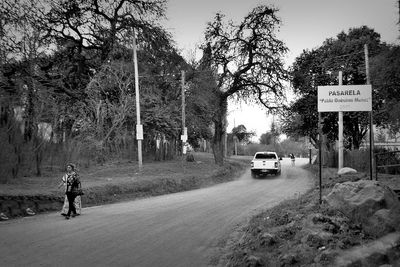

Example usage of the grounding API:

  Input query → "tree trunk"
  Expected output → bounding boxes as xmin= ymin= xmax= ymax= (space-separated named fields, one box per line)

xmin=33 ymin=135 xmax=43 ymax=176
xmin=24 ymin=81 xmax=35 ymax=142
xmin=155 ymin=136 xmax=161 ymax=161
xmin=212 ymin=96 xmax=228 ymax=166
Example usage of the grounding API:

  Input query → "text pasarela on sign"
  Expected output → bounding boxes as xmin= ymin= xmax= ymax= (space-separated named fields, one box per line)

xmin=317 ymin=85 xmax=372 ymax=112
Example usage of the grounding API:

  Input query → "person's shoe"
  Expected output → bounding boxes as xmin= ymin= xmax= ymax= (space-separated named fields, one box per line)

xmin=61 ymin=213 xmax=67 ymax=217
xmin=0 ymin=212 xmax=9 ymax=221
xmin=26 ymin=208 xmax=35 ymax=216
xmin=65 ymin=216 xmax=70 ymax=220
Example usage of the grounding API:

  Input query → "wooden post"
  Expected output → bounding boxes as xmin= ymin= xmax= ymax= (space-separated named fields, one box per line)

xmin=338 ymin=71 xmax=344 ymax=170
xmin=364 ymin=44 xmax=374 ymax=180
xmin=318 ymin=112 xmax=323 ymax=204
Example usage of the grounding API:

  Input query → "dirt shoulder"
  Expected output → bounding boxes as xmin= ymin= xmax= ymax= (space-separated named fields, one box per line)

xmin=215 ymin=165 xmax=400 ymax=267
xmin=0 ymin=153 xmax=249 ymax=219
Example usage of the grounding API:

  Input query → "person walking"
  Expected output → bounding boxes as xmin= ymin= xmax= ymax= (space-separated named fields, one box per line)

xmin=58 ymin=164 xmax=81 ymax=219
xmin=58 ymin=166 xmax=82 ymax=217
xmin=290 ymin=153 xmax=296 ymax=166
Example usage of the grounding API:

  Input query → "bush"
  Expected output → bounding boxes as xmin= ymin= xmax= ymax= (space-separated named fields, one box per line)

xmin=374 ymin=147 xmax=400 ymax=175
xmin=344 ymin=149 xmax=370 ymax=171
xmin=228 ymin=140 xmax=312 ymax=158
xmin=0 ymin=124 xmax=33 ymax=181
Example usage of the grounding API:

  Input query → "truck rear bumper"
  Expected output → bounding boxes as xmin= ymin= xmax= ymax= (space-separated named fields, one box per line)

xmin=251 ymin=168 xmax=278 ymax=175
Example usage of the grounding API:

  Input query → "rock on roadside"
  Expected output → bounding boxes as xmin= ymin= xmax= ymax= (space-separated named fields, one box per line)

xmin=324 ymin=180 xmax=400 ymax=238
xmin=337 ymin=167 xmax=357 ymax=176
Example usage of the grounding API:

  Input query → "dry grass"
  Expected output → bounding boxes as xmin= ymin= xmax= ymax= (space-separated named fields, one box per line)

xmin=0 ymin=153 xmax=250 ymax=215
xmin=0 ymin=153 xmax=223 ymax=195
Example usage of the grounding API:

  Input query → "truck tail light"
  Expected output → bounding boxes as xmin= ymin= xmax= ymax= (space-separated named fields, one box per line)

xmin=275 ymin=162 xmax=278 ymax=168
xmin=251 ymin=162 xmax=254 ymax=167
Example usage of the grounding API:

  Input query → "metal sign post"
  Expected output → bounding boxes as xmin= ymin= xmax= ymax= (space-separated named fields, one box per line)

xmin=317 ymin=79 xmax=373 ymax=203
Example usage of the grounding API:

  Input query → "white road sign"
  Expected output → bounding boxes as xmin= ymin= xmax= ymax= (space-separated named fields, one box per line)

xmin=136 ymin=124 xmax=143 ymax=140
xmin=317 ymin=85 xmax=372 ymax=112
xmin=181 ymin=135 xmax=187 ymax=142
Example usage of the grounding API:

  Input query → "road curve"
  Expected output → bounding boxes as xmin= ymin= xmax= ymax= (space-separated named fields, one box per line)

xmin=0 ymin=158 xmax=314 ymax=267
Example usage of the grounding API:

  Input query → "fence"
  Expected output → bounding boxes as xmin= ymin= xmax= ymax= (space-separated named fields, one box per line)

xmin=375 ymin=150 xmax=400 ymax=180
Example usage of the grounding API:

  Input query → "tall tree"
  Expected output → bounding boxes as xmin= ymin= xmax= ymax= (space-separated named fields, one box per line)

xmin=84 ymin=60 xmax=135 ymax=144
xmin=259 ymin=119 xmax=279 ymax=145
xmin=40 ymin=0 xmax=171 ymax=109
xmin=185 ymin=69 xmax=215 ymax=149
xmin=202 ymin=5 xmax=288 ymax=165
xmin=139 ymin=44 xmax=189 ymax=159
xmin=45 ymin=0 xmax=167 ymax=61
xmin=0 ymin=0 xmax=57 ymax=176
xmin=231 ymin=124 xmax=255 ymax=144
xmin=370 ymin=45 xmax=400 ymax=134
xmin=259 ymin=132 xmax=273 ymax=145
xmin=283 ymin=26 xmax=385 ymax=149
xmin=0 ymin=0 xmax=51 ymax=140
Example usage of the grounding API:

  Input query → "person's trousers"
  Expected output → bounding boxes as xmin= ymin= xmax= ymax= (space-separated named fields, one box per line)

xmin=66 ymin=192 xmax=77 ymax=216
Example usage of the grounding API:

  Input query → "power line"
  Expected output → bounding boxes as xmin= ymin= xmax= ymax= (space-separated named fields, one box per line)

xmin=328 ymin=50 xmax=364 ymax=59
xmin=138 ymin=69 xmax=214 ymax=79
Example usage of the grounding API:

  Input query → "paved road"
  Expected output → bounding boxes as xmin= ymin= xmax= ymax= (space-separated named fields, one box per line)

xmin=0 ymin=158 xmax=314 ymax=267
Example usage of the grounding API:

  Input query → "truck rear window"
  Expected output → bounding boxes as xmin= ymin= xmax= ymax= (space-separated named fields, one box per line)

xmin=255 ymin=153 xmax=276 ymax=159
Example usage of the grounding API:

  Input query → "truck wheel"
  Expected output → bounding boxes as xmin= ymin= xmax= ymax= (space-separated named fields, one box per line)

xmin=251 ymin=171 xmax=256 ymax=178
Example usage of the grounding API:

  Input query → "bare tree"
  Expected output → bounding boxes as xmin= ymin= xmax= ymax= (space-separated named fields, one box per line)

xmin=1 ymin=0 xmax=54 ymax=176
xmin=44 ymin=0 xmax=168 ymax=61
xmin=203 ymin=5 xmax=289 ymax=165
xmin=84 ymin=61 xmax=135 ymax=145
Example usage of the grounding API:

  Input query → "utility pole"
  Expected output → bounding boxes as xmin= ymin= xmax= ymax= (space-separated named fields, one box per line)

xmin=133 ymin=28 xmax=143 ymax=170
xmin=181 ymin=70 xmax=187 ymax=155
xmin=338 ymin=71 xmax=343 ymax=170
xmin=365 ymin=44 xmax=374 ymax=180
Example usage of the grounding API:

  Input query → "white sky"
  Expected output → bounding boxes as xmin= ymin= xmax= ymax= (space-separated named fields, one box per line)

xmin=163 ymin=0 xmax=400 ymax=141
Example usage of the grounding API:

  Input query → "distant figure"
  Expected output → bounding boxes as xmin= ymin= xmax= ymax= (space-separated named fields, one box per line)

xmin=290 ymin=153 xmax=295 ymax=166
xmin=58 ymin=163 xmax=81 ymax=219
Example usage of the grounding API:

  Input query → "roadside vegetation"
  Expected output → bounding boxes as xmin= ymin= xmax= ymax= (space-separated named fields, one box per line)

xmin=0 ymin=153 xmax=249 ymax=219
xmin=215 ymin=166 xmax=400 ymax=267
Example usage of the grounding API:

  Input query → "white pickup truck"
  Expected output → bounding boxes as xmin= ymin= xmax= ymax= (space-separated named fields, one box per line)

xmin=251 ymin=151 xmax=282 ymax=177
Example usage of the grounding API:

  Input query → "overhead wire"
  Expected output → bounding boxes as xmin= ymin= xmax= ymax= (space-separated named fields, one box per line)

xmin=138 ymin=69 xmax=214 ymax=79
